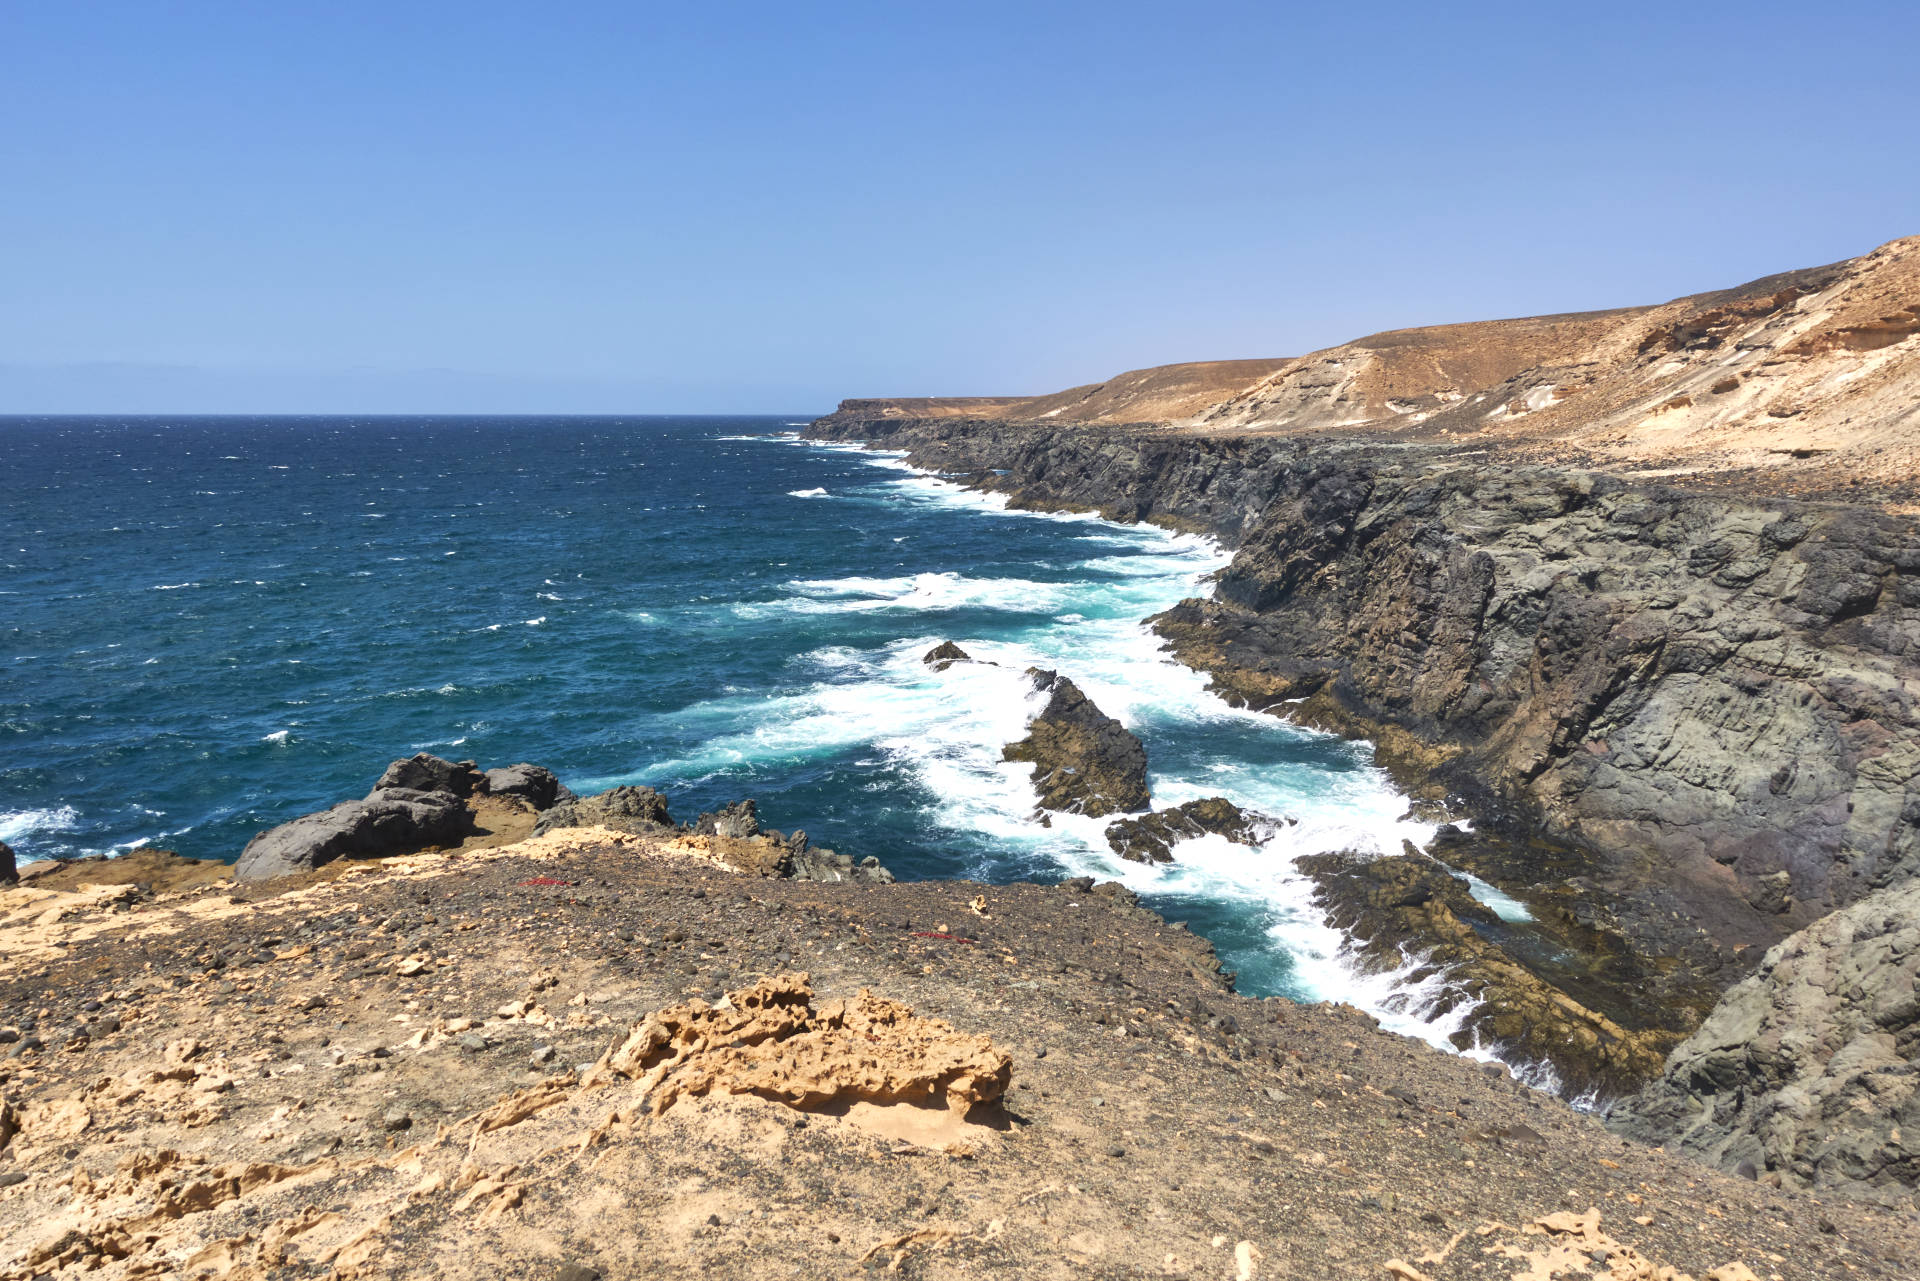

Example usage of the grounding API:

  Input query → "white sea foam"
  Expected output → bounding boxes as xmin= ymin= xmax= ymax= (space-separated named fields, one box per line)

xmin=787 ymin=487 xmax=830 ymax=498
xmin=262 ymin=729 xmax=290 ymax=744
xmin=0 ymin=805 xmax=81 ymax=845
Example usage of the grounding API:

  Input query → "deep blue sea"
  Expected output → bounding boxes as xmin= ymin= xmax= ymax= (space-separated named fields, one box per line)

xmin=4 ymin=416 xmax=1480 ymax=1046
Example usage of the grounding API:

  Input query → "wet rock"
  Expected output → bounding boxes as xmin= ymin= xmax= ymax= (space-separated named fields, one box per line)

xmin=924 ymin=640 xmax=973 ymax=670
xmin=0 ymin=840 xmax=14 ymax=884
xmin=1105 ymin=798 xmax=1263 ymax=863
xmin=1297 ymin=852 xmax=1671 ymax=1094
xmin=533 ymin=784 xmax=673 ymax=837
xmin=482 ymin=763 xmax=575 ymax=810
xmin=1613 ymin=877 xmax=1920 ymax=1194
xmin=235 ymin=787 xmax=473 ymax=882
xmin=1002 ymin=669 xmax=1150 ymax=817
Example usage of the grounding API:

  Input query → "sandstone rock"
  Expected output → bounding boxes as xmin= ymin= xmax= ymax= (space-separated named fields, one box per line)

xmin=1612 ymin=878 xmax=1920 ymax=1194
xmin=532 ymin=784 xmax=673 ymax=837
xmin=1002 ymin=669 xmax=1150 ymax=817
xmin=924 ymin=640 xmax=972 ymax=670
xmin=234 ymin=787 xmax=472 ymax=882
xmin=375 ymin=753 xmax=484 ymax=798
xmin=588 ymin=972 xmax=1011 ymax=1115
xmin=1105 ymin=798 xmax=1263 ymax=863
xmin=482 ymin=764 xmax=575 ymax=810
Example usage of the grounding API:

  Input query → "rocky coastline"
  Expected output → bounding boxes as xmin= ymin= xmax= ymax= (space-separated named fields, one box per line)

xmin=804 ymin=406 xmax=1920 ymax=1185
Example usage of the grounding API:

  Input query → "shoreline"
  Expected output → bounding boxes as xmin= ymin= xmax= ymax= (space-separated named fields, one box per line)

xmin=799 ymin=409 xmax=1920 ymax=1099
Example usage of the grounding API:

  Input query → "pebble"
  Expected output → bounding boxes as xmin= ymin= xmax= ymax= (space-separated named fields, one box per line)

xmin=1107 ymin=1144 xmax=1126 ymax=1158
xmin=553 ymin=1267 xmax=602 ymax=1281
xmin=381 ymin=1107 xmax=413 ymax=1132
xmin=0 ymin=1172 xmax=25 ymax=1189
xmin=457 ymin=1033 xmax=490 ymax=1053
xmin=531 ymin=1044 xmax=558 ymax=1066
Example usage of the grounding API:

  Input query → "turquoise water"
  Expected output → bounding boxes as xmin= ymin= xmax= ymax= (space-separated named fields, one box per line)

xmin=4 ymin=416 xmax=1463 ymax=1038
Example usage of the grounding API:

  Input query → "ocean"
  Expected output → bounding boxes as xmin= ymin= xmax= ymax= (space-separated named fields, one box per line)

xmin=4 ymin=415 xmax=1475 ymax=1048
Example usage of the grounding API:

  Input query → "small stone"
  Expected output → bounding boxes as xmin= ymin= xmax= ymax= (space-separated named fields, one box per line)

xmin=457 ymin=1033 xmax=489 ymax=1053
xmin=531 ymin=1044 xmax=558 ymax=1066
xmin=664 ymin=929 xmax=687 ymax=943
xmin=0 ymin=1171 xmax=26 ymax=1189
xmin=553 ymin=1266 xmax=602 ymax=1281
xmin=1106 ymin=1144 xmax=1126 ymax=1158
xmin=381 ymin=1107 xmax=413 ymax=1132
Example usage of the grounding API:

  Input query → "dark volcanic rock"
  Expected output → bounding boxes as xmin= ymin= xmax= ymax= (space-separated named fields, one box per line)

xmin=532 ymin=785 xmax=674 ymax=837
xmin=1002 ymin=669 xmax=1151 ymax=817
xmin=924 ymin=640 xmax=973 ymax=670
xmin=808 ymin=414 xmax=1920 ymax=1056
xmin=1105 ymin=798 xmax=1264 ymax=863
xmin=1296 ymin=852 xmax=1672 ymax=1095
xmin=482 ymin=763 xmax=575 ymax=810
xmin=375 ymin=753 xmax=485 ymax=798
xmin=693 ymin=800 xmax=760 ymax=840
xmin=1613 ymin=879 xmax=1920 ymax=1194
xmin=235 ymin=788 xmax=473 ymax=881
xmin=0 ymin=840 xmax=13 ymax=884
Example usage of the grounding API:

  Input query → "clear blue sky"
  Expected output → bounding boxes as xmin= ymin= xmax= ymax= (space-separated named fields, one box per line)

xmin=4 ymin=1 xmax=1915 ymax=413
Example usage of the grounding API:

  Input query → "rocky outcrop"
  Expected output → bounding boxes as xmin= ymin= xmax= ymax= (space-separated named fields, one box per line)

xmin=1002 ymin=669 xmax=1150 ymax=817
xmin=483 ymin=763 xmax=575 ymax=810
xmin=236 ymin=753 xmax=576 ymax=881
xmin=1297 ymin=853 xmax=1673 ymax=1094
xmin=535 ymin=790 xmax=894 ymax=884
xmin=588 ymin=972 xmax=1010 ymax=1115
xmin=532 ymin=784 xmax=673 ymax=837
xmin=923 ymin=640 xmax=972 ymax=670
xmin=1613 ymin=879 xmax=1920 ymax=1195
xmin=693 ymin=800 xmax=762 ymax=840
xmin=375 ymin=753 xmax=486 ymax=797
xmin=1104 ymin=798 xmax=1266 ymax=863
xmin=810 ymin=415 xmax=1920 ymax=966
xmin=0 ymin=841 xmax=14 ymax=885
xmin=234 ymin=788 xmax=472 ymax=882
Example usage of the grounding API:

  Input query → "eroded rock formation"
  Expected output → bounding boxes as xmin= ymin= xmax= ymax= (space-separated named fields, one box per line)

xmin=1104 ymin=797 xmax=1266 ymax=863
xmin=1001 ymin=669 xmax=1150 ymax=817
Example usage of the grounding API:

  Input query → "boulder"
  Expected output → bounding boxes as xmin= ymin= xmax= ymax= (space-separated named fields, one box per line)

xmin=924 ymin=640 xmax=973 ymax=671
xmin=1611 ymin=879 xmax=1920 ymax=1194
xmin=1105 ymin=798 xmax=1263 ymax=863
xmin=234 ymin=788 xmax=472 ymax=881
xmin=375 ymin=753 xmax=485 ymax=798
xmin=482 ymin=763 xmax=575 ymax=810
xmin=1002 ymin=669 xmax=1151 ymax=817
xmin=532 ymin=784 xmax=673 ymax=837
xmin=0 ymin=840 xmax=14 ymax=884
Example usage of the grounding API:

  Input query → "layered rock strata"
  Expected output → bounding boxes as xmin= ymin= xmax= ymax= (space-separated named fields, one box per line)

xmin=808 ymin=414 xmax=1920 ymax=970
xmin=1298 ymin=852 xmax=1673 ymax=1095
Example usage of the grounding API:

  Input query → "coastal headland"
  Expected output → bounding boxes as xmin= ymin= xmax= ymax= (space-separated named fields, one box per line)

xmin=807 ymin=234 xmax=1920 ymax=1190
xmin=5 ymin=234 xmax=1919 ymax=1277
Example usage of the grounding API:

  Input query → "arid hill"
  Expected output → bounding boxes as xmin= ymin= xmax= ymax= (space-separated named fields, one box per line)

xmin=833 ymin=234 xmax=1920 ymax=499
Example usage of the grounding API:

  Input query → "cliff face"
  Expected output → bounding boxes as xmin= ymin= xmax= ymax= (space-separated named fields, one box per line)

xmin=805 ymin=414 xmax=1920 ymax=1063
xmin=1613 ymin=877 xmax=1920 ymax=1195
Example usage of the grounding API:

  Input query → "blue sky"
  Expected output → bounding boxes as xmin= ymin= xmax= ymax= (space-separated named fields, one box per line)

xmin=3 ymin=2 xmax=1915 ymax=413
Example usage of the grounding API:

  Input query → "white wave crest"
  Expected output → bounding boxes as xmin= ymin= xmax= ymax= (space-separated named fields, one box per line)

xmin=787 ymin=487 xmax=830 ymax=498
xmin=0 ymin=805 xmax=81 ymax=845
